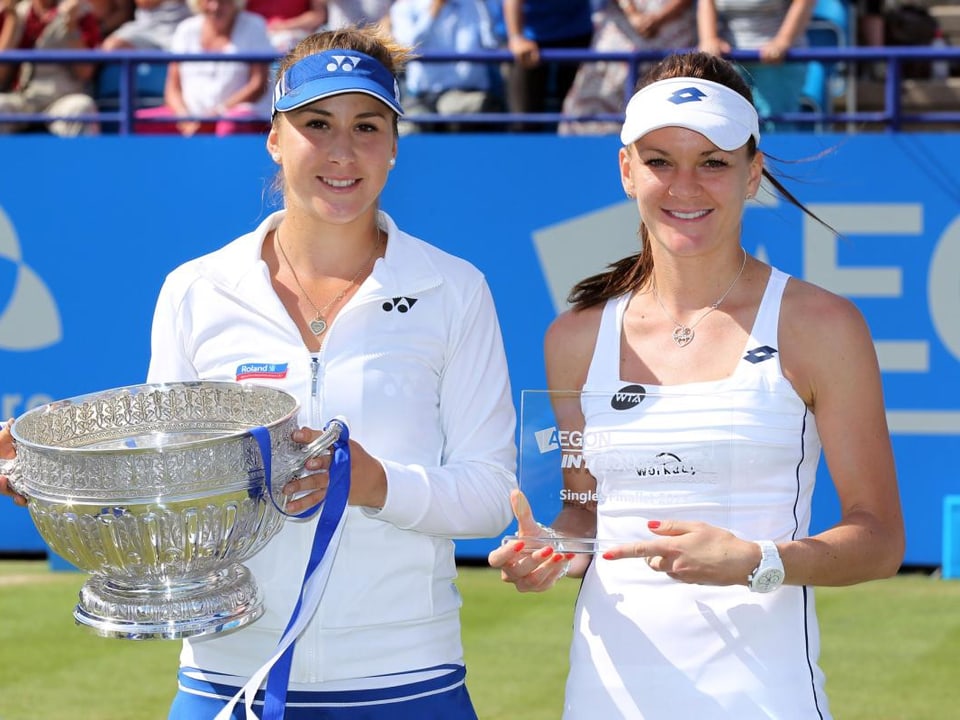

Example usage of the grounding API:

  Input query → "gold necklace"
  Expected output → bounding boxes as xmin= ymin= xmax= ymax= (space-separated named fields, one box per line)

xmin=276 ymin=225 xmax=382 ymax=336
xmin=653 ymin=248 xmax=747 ymax=348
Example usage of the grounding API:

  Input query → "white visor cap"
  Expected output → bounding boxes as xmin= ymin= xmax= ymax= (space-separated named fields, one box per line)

xmin=620 ymin=77 xmax=760 ymax=151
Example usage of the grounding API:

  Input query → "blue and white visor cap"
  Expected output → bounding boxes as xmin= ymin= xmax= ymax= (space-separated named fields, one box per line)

xmin=620 ymin=77 xmax=760 ymax=151
xmin=273 ymin=50 xmax=404 ymax=117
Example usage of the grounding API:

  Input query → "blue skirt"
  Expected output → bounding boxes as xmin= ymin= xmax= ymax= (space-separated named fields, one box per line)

xmin=169 ymin=664 xmax=478 ymax=719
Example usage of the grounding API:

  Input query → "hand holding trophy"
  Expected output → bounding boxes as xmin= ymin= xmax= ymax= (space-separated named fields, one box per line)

xmin=0 ymin=382 xmax=347 ymax=639
xmin=0 ymin=419 xmax=26 ymax=506
xmin=488 ymin=489 xmax=578 ymax=592
xmin=490 ymin=387 xmax=740 ymax=592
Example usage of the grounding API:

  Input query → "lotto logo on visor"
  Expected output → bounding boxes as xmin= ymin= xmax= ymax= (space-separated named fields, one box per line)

xmin=620 ymin=77 xmax=760 ymax=151
xmin=667 ymin=86 xmax=709 ymax=105
xmin=272 ymin=49 xmax=404 ymax=117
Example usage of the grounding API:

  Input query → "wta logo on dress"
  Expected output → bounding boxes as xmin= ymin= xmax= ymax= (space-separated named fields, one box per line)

xmin=611 ymin=384 xmax=646 ymax=410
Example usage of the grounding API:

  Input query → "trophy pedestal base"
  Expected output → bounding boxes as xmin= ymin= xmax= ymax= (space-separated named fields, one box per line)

xmin=74 ymin=564 xmax=264 ymax=640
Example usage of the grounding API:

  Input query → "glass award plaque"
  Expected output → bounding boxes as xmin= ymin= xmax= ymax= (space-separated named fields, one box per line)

xmin=502 ymin=387 xmax=736 ymax=554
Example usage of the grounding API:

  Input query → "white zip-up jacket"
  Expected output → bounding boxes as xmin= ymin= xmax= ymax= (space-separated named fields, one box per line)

xmin=146 ymin=210 xmax=517 ymax=685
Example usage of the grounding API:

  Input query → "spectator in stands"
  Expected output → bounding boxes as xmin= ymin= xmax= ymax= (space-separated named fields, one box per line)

xmin=324 ymin=0 xmax=394 ymax=31
xmin=857 ymin=0 xmax=883 ymax=48
xmin=0 ymin=0 xmax=102 ymax=135
xmin=503 ymin=0 xmax=593 ymax=132
xmin=857 ymin=0 xmax=884 ymax=79
xmin=101 ymin=0 xmax=191 ymax=51
xmin=246 ymin=0 xmax=325 ymax=52
xmin=89 ymin=0 xmax=134 ymax=38
xmin=698 ymin=0 xmax=816 ymax=130
xmin=560 ymin=0 xmax=696 ymax=135
xmin=134 ymin=0 xmax=273 ymax=136
xmin=0 ymin=0 xmax=19 ymax=88
xmin=390 ymin=0 xmax=501 ymax=133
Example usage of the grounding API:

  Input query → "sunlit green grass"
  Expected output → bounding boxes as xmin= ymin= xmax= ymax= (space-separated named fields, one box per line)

xmin=0 ymin=561 xmax=956 ymax=719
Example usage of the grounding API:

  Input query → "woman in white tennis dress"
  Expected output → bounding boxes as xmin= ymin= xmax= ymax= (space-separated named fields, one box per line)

xmin=490 ymin=49 xmax=904 ymax=719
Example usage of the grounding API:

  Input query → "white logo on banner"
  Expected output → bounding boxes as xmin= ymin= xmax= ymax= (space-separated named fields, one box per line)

xmin=0 ymin=207 xmax=62 ymax=350
xmin=534 ymin=426 xmax=558 ymax=453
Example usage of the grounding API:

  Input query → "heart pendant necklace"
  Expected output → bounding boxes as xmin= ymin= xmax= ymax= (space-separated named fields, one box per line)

xmin=276 ymin=225 xmax=382 ymax=337
xmin=653 ymin=248 xmax=747 ymax=348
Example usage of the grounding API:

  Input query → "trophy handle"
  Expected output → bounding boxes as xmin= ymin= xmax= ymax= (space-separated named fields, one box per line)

xmin=292 ymin=418 xmax=346 ymax=472
xmin=0 ymin=456 xmax=24 ymax=498
xmin=263 ymin=418 xmax=348 ymax=518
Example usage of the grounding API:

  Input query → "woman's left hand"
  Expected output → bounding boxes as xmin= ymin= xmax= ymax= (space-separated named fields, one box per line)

xmin=0 ymin=419 xmax=26 ymax=507
xmin=602 ymin=519 xmax=759 ymax=587
xmin=282 ymin=427 xmax=387 ymax=515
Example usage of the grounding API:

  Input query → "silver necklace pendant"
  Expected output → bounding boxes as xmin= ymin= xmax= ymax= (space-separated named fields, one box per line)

xmin=309 ymin=317 xmax=328 ymax=336
xmin=673 ymin=326 xmax=694 ymax=347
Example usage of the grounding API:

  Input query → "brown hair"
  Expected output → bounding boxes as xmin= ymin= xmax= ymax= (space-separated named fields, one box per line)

xmin=272 ymin=26 xmax=412 ymax=135
xmin=566 ymin=51 xmax=832 ymax=311
xmin=277 ymin=26 xmax=411 ymax=79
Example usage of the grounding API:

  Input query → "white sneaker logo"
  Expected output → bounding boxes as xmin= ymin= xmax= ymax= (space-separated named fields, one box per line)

xmin=0 ymin=206 xmax=62 ymax=350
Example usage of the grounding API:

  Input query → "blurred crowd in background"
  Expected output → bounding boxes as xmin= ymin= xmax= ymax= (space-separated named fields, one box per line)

xmin=0 ymin=0 xmax=954 ymax=137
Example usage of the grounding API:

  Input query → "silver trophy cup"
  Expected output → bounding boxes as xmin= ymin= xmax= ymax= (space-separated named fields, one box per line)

xmin=0 ymin=381 xmax=342 ymax=640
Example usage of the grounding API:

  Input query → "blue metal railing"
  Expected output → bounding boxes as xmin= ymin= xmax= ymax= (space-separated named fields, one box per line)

xmin=0 ymin=46 xmax=958 ymax=134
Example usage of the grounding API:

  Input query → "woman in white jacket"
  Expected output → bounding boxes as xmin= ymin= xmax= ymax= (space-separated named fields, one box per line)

xmin=147 ymin=25 xmax=517 ymax=720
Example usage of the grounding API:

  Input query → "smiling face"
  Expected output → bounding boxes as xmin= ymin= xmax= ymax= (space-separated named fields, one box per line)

xmin=267 ymin=92 xmax=398 ymax=227
xmin=620 ymin=126 xmax=762 ymax=260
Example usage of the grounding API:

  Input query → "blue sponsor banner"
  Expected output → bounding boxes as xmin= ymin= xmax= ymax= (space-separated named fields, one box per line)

xmin=1 ymin=134 xmax=957 ymax=565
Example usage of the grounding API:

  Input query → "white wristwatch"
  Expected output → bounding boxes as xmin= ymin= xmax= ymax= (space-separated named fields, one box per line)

xmin=748 ymin=540 xmax=785 ymax=593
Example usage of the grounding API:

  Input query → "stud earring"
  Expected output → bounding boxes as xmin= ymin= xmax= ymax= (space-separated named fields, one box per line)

xmin=271 ymin=153 xmax=281 ymax=163
xmin=389 ymin=157 xmax=396 ymax=168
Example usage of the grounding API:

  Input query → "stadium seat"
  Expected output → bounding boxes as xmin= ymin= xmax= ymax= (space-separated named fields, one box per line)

xmin=95 ymin=62 xmax=168 ymax=111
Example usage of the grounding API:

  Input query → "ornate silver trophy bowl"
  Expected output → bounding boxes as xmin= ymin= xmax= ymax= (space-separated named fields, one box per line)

xmin=0 ymin=381 xmax=342 ymax=640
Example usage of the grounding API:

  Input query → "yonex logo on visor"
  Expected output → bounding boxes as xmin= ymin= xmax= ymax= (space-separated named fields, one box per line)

xmin=327 ymin=54 xmax=362 ymax=72
xmin=272 ymin=49 xmax=404 ymax=117
xmin=620 ymin=77 xmax=760 ymax=151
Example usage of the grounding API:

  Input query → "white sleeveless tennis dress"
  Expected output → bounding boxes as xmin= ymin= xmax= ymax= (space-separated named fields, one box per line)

xmin=563 ymin=268 xmax=832 ymax=719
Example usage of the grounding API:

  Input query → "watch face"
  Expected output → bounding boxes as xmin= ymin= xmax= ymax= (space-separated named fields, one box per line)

xmin=755 ymin=568 xmax=785 ymax=593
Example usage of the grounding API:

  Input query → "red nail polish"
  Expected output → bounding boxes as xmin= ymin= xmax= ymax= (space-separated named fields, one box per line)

xmin=648 ymin=520 xmax=661 ymax=529
xmin=513 ymin=541 xmax=525 ymax=552
xmin=602 ymin=551 xmax=615 ymax=560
